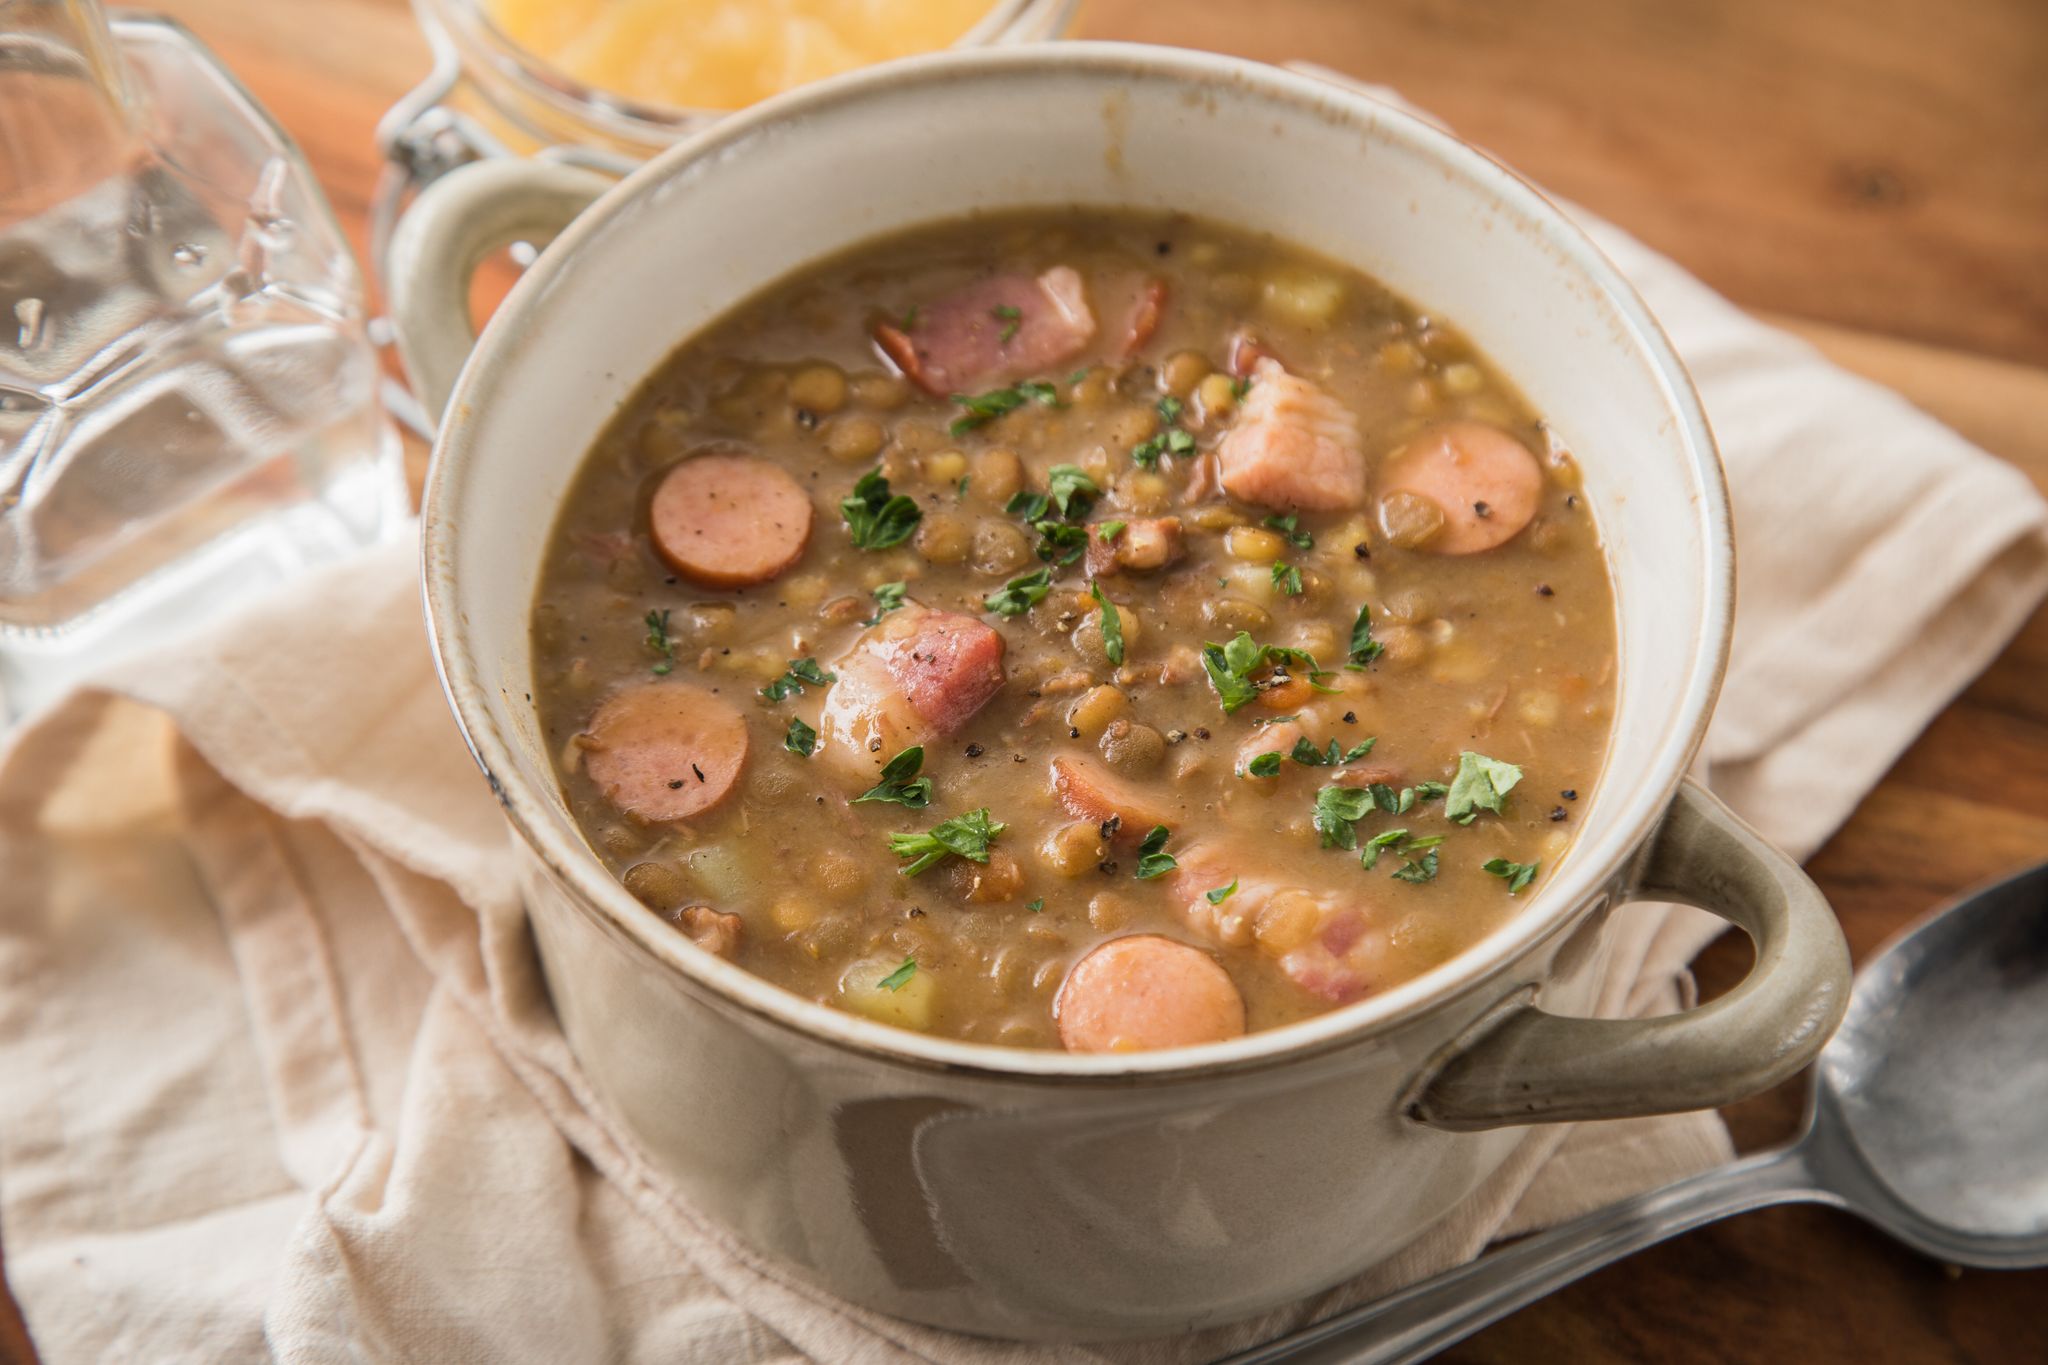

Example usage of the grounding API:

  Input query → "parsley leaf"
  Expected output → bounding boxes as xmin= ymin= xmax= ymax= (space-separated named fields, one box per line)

xmin=950 ymin=381 xmax=1062 ymax=436
xmin=992 ymin=303 xmax=1022 ymax=344
xmin=760 ymin=657 xmax=836 ymax=702
xmin=1230 ymin=375 xmax=1252 ymax=400
xmin=1035 ymin=520 xmax=1089 ymax=565
xmin=1391 ymin=848 xmax=1440 ymax=884
xmin=1483 ymin=857 xmax=1541 ymax=894
xmin=644 ymin=608 xmax=675 ymax=675
xmin=1313 ymin=785 xmax=1375 ymax=850
xmin=784 ymin=716 xmax=818 ymax=757
xmin=1098 ymin=519 xmax=1127 ymax=541
xmin=878 ymin=958 xmax=918 ymax=991
xmin=841 ymin=469 xmax=922 ymax=549
xmin=1359 ymin=828 xmax=1408 ymax=871
xmin=1090 ymin=581 xmax=1125 ymax=666
xmin=853 ymin=746 xmax=933 ymax=808
xmin=1046 ymin=464 xmax=1100 ymax=518
xmin=1027 ymin=897 xmax=1045 ymax=912
xmin=1157 ymin=395 xmax=1185 ymax=425
xmin=863 ymin=580 xmax=907 ymax=626
xmin=985 ymin=567 xmax=1053 ymax=617
xmin=1263 ymin=514 xmax=1314 ymax=550
xmin=1205 ymin=879 xmax=1239 ymax=905
xmin=1271 ymin=561 xmax=1304 ymax=596
xmin=1347 ymin=604 xmax=1384 ymax=668
xmin=1134 ymin=824 xmax=1177 ymax=879
xmin=888 ymin=808 xmax=1006 ymax=876
xmin=1199 ymin=631 xmax=1335 ymax=713
xmin=1006 ymin=489 xmax=1051 ymax=521
xmin=1132 ymin=393 xmax=1196 ymax=468
xmin=1244 ymin=751 xmax=1284 ymax=778
xmin=1445 ymin=751 xmax=1523 ymax=824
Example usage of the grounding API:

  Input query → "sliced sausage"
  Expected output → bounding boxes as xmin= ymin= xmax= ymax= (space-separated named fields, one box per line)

xmin=648 ymin=453 xmax=813 ymax=588
xmin=1084 ymin=516 xmax=1185 ymax=577
xmin=873 ymin=267 xmax=1096 ymax=396
xmin=819 ymin=602 xmax=1006 ymax=780
xmin=678 ymin=905 xmax=742 ymax=960
xmin=1216 ymin=358 xmax=1367 ymax=511
xmin=1055 ymin=935 xmax=1247 ymax=1052
xmin=583 ymin=682 xmax=749 ymax=822
xmin=1376 ymin=420 xmax=1543 ymax=554
xmin=1049 ymin=753 xmax=1174 ymax=836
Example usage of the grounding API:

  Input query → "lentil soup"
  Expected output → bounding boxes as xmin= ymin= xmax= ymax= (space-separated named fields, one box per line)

xmin=530 ymin=210 xmax=1616 ymax=1052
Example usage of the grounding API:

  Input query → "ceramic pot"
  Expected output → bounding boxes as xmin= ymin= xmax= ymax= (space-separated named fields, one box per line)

xmin=394 ymin=43 xmax=1850 ymax=1340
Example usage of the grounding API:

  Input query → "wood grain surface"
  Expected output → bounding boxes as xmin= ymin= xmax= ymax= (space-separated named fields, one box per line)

xmin=5 ymin=2 xmax=2046 ymax=1361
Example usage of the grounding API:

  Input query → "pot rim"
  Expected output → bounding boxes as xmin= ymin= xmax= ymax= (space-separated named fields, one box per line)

xmin=420 ymin=41 xmax=1734 ymax=1086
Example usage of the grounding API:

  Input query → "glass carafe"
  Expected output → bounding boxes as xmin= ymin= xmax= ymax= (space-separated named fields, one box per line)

xmin=0 ymin=1 xmax=402 ymax=722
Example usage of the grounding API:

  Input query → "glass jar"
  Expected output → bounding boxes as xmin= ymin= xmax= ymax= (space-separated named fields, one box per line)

xmin=373 ymin=0 xmax=1076 ymax=277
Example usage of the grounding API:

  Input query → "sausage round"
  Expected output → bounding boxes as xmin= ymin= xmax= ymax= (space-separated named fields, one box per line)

xmin=583 ymin=682 xmax=749 ymax=822
xmin=1376 ymin=420 xmax=1543 ymax=554
xmin=1056 ymin=935 xmax=1248 ymax=1052
xmin=648 ymin=453 xmax=813 ymax=588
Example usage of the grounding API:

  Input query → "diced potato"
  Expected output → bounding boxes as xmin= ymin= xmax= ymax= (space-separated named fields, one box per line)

xmin=1261 ymin=271 xmax=1346 ymax=328
xmin=687 ymin=845 xmax=749 ymax=902
xmin=838 ymin=956 xmax=936 ymax=1030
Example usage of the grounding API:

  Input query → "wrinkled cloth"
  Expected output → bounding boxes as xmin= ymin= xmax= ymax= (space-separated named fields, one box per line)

xmin=3 ymin=80 xmax=2046 ymax=1365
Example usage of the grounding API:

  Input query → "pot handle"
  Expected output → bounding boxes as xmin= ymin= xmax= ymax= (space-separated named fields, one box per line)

xmin=1407 ymin=778 xmax=1851 ymax=1131
xmin=385 ymin=157 xmax=614 ymax=425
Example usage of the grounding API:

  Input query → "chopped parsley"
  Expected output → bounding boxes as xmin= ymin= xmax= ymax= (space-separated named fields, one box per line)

xmin=901 ymin=304 xmax=920 ymax=330
xmin=1360 ymin=828 xmax=1444 ymax=871
xmin=1068 ymin=367 xmax=1091 ymax=384
xmin=1366 ymin=779 xmax=1450 ymax=815
xmin=1347 ymin=604 xmax=1384 ymax=668
xmin=1390 ymin=848 xmax=1441 ymax=884
xmin=878 ymin=958 xmax=918 ymax=991
xmin=1292 ymin=735 xmax=1377 ymax=766
xmin=784 ymin=716 xmax=818 ymax=757
xmin=863 ymin=580 xmax=907 ymax=626
xmin=984 ymin=567 xmax=1053 ymax=617
xmin=1205 ymin=879 xmax=1240 ymax=905
xmin=1245 ymin=751 xmax=1285 ymax=778
xmin=840 ymin=469 xmax=922 ymax=549
xmin=644 ymin=608 xmax=675 ymax=675
xmin=1132 ymin=394 xmax=1196 ymax=468
xmin=760 ymin=656 xmax=835 ymax=702
xmin=1134 ymin=824 xmax=1177 ymax=879
xmin=1312 ymin=785 xmax=1376 ymax=850
xmin=1199 ymin=631 xmax=1335 ymax=712
xmin=1034 ymin=521 xmax=1089 ymax=565
xmin=1027 ymin=897 xmax=1045 ymax=912
xmin=1099 ymin=520 xmax=1128 ymax=541
xmin=1046 ymin=464 xmax=1100 ymax=518
xmin=1230 ymin=375 xmax=1252 ymax=400
xmin=992 ymin=303 xmax=1022 ymax=344
xmin=950 ymin=380 xmax=1061 ymax=436
xmin=1263 ymin=514 xmax=1314 ymax=550
xmin=1006 ymin=465 xmax=1099 ymax=563
xmin=1271 ymin=561 xmax=1304 ymax=596
xmin=1090 ymin=581 xmax=1125 ymax=666
xmin=1483 ymin=857 xmax=1541 ymax=894
xmin=1445 ymin=751 xmax=1523 ymax=824
xmin=852 ymin=746 xmax=932 ymax=808
xmin=888 ymin=808 xmax=1006 ymax=876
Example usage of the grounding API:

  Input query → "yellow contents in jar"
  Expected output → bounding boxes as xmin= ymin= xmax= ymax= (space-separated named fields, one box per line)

xmin=484 ymin=0 xmax=1001 ymax=111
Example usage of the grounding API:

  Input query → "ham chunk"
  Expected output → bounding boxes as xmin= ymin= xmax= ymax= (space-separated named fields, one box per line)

xmin=874 ymin=267 xmax=1096 ymax=396
xmin=678 ymin=906 xmax=743 ymax=960
xmin=819 ymin=602 xmax=1006 ymax=781
xmin=1084 ymin=516 xmax=1184 ymax=577
xmin=1216 ymin=358 xmax=1367 ymax=511
xmin=1170 ymin=844 xmax=1386 ymax=1004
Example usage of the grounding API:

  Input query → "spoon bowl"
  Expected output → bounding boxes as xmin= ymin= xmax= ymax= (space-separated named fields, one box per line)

xmin=1236 ymin=859 xmax=2048 ymax=1364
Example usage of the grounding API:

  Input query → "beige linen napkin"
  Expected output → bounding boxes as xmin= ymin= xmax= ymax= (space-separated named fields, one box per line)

xmin=5 ymin=98 xmax=2047 ymax=1365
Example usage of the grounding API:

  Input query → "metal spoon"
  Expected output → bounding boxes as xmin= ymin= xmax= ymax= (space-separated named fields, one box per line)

xmin=1230 ymin=859 xmax=2048 ymax=1365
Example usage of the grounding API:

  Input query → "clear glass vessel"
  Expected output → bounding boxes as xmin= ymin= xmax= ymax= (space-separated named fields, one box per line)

xmin=0 ymin=2 xmax=402 ymax=721
xmin=374 ymin=0 xmax=1076 ymax=275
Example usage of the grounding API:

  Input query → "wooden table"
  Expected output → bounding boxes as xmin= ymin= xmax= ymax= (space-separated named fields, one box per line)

xmin=6 ymin=2 xmax=2046 ymax=1361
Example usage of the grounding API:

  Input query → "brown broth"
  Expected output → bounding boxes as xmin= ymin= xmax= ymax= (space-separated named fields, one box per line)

xmin=530 ymin=209 xmax=1616 ymax=1049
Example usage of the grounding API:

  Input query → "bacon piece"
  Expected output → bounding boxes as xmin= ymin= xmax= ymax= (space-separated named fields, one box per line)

xmin=874 ymin=267 xmax=1096 ymax=396
xmin=1120 ymin=277 xmax=1169 ymax=358
xmin=818 ymin=602 xmax=1006 ymax=781
xmin=1216 ymin=358 xmax=1367 ymax=511
xmin=1227 ymin=330 xmax=1281 ymax=378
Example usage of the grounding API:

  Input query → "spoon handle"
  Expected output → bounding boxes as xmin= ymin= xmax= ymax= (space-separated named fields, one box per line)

xmin=1224 ymin=1144 xmax=1817 ymax=1365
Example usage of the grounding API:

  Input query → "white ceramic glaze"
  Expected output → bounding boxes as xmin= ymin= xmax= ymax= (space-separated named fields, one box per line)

xmin=403 ymin=44 xmax=1848 ymax=1339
